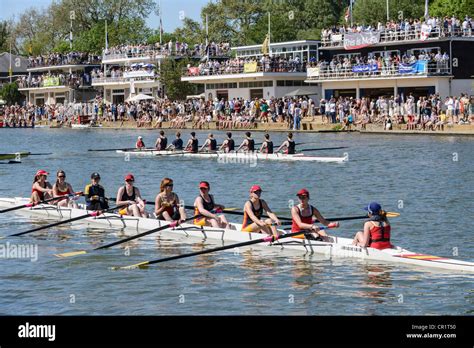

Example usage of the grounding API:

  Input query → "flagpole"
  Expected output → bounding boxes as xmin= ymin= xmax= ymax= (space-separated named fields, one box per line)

xmin=159 ymin=0 xmax=163 ymax=44
xmin=9 ymin=40 xmax=12 ymax=83
xmin=206 ymin=13 xmax=209 ymax=60
xmin=268 ymin=12 xmax=271 ymax=57
xmin=350 ymin=0 xmax=353 ymax=27
xmin=386 ymin=0 xmax=389 ymax=21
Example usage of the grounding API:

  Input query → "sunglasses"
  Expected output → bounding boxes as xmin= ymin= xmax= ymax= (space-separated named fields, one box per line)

xmin=252 ymin=190 xmax=262 ymax=194
xmin=57 ymin=175 xmax=66 ymax=178
xmin=166 ymin=184 xmax=174 ymax=187
xmin=297 ymin=195 xmax=308 ymax=199
xmin=126 ymin=179 xmax=134 ymax=182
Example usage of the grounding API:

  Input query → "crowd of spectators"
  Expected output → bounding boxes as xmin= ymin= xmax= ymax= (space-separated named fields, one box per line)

xmin=28 ymin=52 xmax=101 ymax=68
xmin=309 ymin=51 xmax=450 ymax=79
xmin=322 ymin=15 xmax=474 ymax=46
xmin=16 ymin=72 xmax=92 ymax=89
xmin=186 ymin=55 xmax=306 ymax=76
xmin=103 ymin=41 xmax=231 ymax=59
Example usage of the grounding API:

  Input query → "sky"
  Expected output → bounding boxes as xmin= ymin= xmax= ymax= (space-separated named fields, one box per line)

xmin=0 ymin=0 xmax=210 ymax=31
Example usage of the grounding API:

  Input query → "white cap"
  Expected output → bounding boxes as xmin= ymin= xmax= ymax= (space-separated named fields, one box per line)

xmin=138 ymin=136 xmax=143 ymax=139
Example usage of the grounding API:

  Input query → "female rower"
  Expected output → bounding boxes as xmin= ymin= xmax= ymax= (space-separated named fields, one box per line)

xmin=185 ymin=132 xmax=199 ymax=153
xmin=193 ymin=181 xmax=229 ymax=228
xmin=290 ymin=189 xmax=338 ymax=240
xmin=352 ymin=202 xmax=392 ymax=250
xmin=136 ymin=136 xmax=146 ymax=149
xmin=31 ymin=169 xmax=53 ymax=204
xmin=53 ymin=170 xmax=78 ymax=208
xmin=259 ymin=133 xmax=274 ymax=154
xmin=200 ymin=133 xmax=217 ymax=152
xmin=236 ymin=131 xmax=255 ymax=152
xmin=219 ymin=132 xmax=235 ymax=153
xmin=242 ymin=185 xmax=280 ymax=238
xmin=276 ymin=132 xmax=296 ymax=154
xmin=116 ymin=174 xmax=147 ymax=217
xmin=154 ymin=178 xmax=186 ymax=222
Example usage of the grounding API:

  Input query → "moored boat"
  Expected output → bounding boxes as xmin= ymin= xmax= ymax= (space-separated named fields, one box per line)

xmin=0 ymin=152 xmax=30 ymax=161
xmin=0 ymin=197 xmax=472 ymax=273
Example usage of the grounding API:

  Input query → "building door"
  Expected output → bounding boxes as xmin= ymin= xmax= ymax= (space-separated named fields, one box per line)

xmin=216 ymin=90 xmax=228 ymax=101
xmin=250 ymin=89 xmax=263 ymax=100
xmin=113 ymin=94 xmax=125 ymax=104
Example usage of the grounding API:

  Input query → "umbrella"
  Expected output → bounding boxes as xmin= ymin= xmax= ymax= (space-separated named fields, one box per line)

xmin=284 ymin=88 xmax=318 ymax=97
xmin=129 ymin=94 xmax=155 ymax=102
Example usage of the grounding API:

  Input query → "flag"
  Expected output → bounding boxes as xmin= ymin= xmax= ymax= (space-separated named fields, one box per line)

xmin=424 ymin=0 xmax=429 ymax=20
xmin=344 ymin=7 xmax=350 ymax=22
xmin=261 ymin=34 xmax=270 ymax=56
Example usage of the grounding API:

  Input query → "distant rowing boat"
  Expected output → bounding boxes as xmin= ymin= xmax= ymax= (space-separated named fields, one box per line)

xmin=0 ymin=197 xmax=472 ymax=273
xmin=0 ymin=152 xmax=30 ymax=161
xmin=71 ymin=124 xmax=103 ymax=129
xmin=116 ymin=149 xmax=348 ymax=163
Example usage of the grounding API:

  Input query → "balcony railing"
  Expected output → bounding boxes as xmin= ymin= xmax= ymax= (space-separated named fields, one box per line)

xmin=306 ymin=60 xmax=450 ymax=81
xmin=17 ymin=76 xmax=91 ymax=89
xmin=102 ymin=50 xmax=231 ymax=62
xmin=321 ymin=27 xmax=473 ymax=48
xmin=28 ymin=56 xmax=102 ymax=68
xmin=183 ymin=62 xmax=307 ymax=77
xmin=92 ymin=75 xmax=158 ymax=84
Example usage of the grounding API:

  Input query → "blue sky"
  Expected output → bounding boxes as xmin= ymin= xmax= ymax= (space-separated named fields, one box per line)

xmin=0 ymin=0 xmax=210 ymax=31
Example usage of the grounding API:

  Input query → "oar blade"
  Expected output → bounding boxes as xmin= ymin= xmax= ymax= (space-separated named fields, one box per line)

xmin=113 ymin=261 xmax=150 ymax=270
xmin=387 ymin=212 xmax=400 ymax=218
xmin=54 ymin=250 xmax=88 ymax=258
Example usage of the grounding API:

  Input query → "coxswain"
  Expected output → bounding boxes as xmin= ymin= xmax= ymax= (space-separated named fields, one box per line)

xmin=193 ymin=181 xmax=229 ymax=228
xmin=241 ymin=185 xmax=280 ymax=238
xmin=352 ymin=202 xmax=392 ymax=250
xmin=136 ymin=136 xmax=146 ymax=150
xmin=219 ymin=132 xmax=235 ymax=153
xmin=290 ymin=189 xmax=338 ymax=240
xmin=236 ymin=131 xmax=255 ymax=152
xmin=53 ymin=170 xmax=78 ymax=208
xmin=276 ymin=132 xmax=296 ymax=154
xmin=200 ymin=133 xmax=217 ymax=152
xmin=84 ymin=172 xmax=109 ymax=211
xmin=116 ymin=174 xmax=147 ymax=217
xmin=259 ymin=133 xmax=274 ymax=154
xmin=185 ymin=132 xmax=199 ymax=153
xmin=31 ymin=169 xmax=53 ymax=204
xmin=154 ymin=178 xmax=186 ymax=222
xmin=154 ymin=130 xmax=168 ymax=151
xmin=169 ymin=132 xmax=184 ymax=151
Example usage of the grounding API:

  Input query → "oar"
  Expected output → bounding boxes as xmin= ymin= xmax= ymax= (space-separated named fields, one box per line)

xmin=114 ymin=223 xmax=339 ymax=269
xmin=0 ymin=192 xmax=83 ymax=214
xmin=1 ymin=203 xmax=127 ymax=239
xmin=183 ymin=205 xmax=399 ymax=222
xmin=27 ymin=152 xmax=54 ymax=156
xmin=87 ymin=147 xmax=148 ymax=152
xmin=55 ymin=214 xmax=203 ymax=258
xmin=300 ymin=147 xmax=349 ymax=152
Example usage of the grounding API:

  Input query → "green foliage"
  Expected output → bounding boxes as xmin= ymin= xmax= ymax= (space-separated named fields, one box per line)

xmin=159 ymin=58 xmax=197 ymax=100
xmin=430 ymin=0 xmax=474 ymax=19
xmin=352 ymin=0 xmax=427 ymax=25
xmin=0 ymin=82 xmax=22 ymax=105
xmin=0 ymin=21 xmax=11 ymax=53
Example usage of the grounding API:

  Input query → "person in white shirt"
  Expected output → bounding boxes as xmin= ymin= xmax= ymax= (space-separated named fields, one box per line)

xmin=444 ymin=97 xmax=454 ymax=123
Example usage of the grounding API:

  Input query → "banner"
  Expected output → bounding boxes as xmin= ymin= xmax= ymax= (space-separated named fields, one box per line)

xmin=352 ymin=64 xmax=378 ymax=73
xmin=399 ymin=60 xmax=428 ymax=74
xmin=331 ymin=34 xmax=343 ymax=43
xmin=123 ymin=70 xmax=155 ymax=79
xmin=420 ymin=24 xmax=432 ymax=41
xmin=187 ymin=67 xmax=200 ymax=76
xmin=43 ymin=77 xmax=60 ymax=87
xmin=344 ymin=31 xmax=380 ymax=50
xmin=307 ymin=67 xmax=320 ymax=77
xmin=243 ymin=62 xmax=258 ymax=73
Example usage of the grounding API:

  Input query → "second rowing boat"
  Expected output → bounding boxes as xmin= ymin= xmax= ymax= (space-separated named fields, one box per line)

xmin=116 ymin=149 xmax=348 ymax=163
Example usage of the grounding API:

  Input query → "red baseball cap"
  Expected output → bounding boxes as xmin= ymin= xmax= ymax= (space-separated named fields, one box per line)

xmin=35 ymin=170 xmax=49 ymax=176
xmin=125 ymin=174 xmax=135 ymax=181
xmin=199 ymin=181 xmax=210 ymax=189
xmin=296 ymin=188 xmax=310 ymax=197
xmin=250 ymin=185 xmax=262 ymax=193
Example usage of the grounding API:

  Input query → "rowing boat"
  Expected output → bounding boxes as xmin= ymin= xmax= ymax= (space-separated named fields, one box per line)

xmin=0 ymin=197 xmax=472 ymax=273
xmin=116 ymin=149 xmax=348 ymax=163
xmin=0 ymin=152 xmax=30 ymax=161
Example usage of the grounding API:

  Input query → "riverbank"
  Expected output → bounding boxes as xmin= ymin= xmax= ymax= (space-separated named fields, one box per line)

xmin=37 ymin=118 xmax=474 ymax=136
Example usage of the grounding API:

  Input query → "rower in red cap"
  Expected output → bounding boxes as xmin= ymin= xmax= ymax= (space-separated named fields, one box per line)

xmin=241 ymin=185 xmax=280 ymax=238
xmin=193 ymin=181 xmax=229 ymax=228
xmin=30 ymin=169 xmax=53 ymax=204
xmin=290 ymin=188 xmax=339 ymax=240
xmin=116 ymin=173 xmax=147 ymax=217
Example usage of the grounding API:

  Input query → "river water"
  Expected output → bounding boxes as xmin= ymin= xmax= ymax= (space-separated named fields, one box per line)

xmin=0 ymin=128 xmax=472 ymax=315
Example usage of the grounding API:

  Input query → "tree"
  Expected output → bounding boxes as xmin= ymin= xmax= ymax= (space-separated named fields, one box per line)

xmin=159 ymin=58 xmax=197 ymax=100
xmin=352 ymin=0 xmax=427 ymax=26
xmin=430 ymin=0 xmax=474 ymax=19
xmin=0 ymin=82 xmax=22 ymax=105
